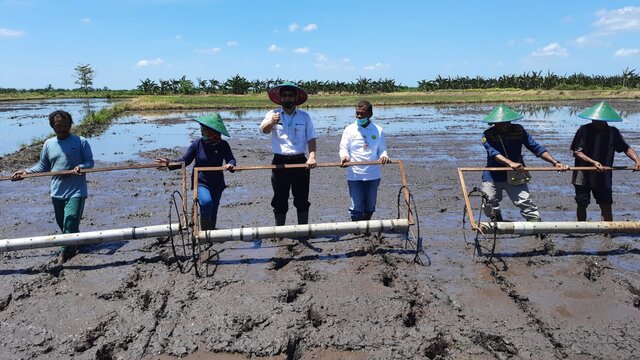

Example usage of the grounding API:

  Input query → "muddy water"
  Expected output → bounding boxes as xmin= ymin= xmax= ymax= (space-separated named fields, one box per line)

xmin=0 ymin=99 xmax=639 ymax=359
xmin=0 ymin=98 xmax=118 ymax=156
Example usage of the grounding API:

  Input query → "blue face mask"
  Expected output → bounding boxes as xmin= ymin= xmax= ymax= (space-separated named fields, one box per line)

xmin=357 ymin=117 xmax=369 ymax=126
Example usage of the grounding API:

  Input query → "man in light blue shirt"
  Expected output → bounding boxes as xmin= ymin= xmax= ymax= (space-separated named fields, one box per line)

xmin=12 ymin=110 xmax=94 ymax=263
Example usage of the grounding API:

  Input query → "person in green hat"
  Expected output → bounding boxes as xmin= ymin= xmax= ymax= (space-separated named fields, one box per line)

xmin=570 ymin=101 xmax=640 ymax=221
xmin=481 ymin=104 xmax=568 ymax=223
xmin=260 ymin=82 xmax=317 ymax=227
xmin=156 ymin=113 xmax=236 ymax=230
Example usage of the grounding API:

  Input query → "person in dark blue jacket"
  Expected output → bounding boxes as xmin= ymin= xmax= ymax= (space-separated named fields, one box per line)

xmin=157 ymin=113 xmax=236 ymax=230
xmin=481 ymin=104 xmax=568 ymax=222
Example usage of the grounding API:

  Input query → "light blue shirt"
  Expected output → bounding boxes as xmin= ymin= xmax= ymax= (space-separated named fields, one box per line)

xmin=27 ymin=134 xmax=94 ymax=198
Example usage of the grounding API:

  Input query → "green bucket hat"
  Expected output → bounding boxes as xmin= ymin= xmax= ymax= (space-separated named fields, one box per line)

xmin=268 ymin=82 xmax=308 ymax=106
xmin=482 ymin=103 xmax=523 ymax=123
xmin=194 ymin=113 xmax=230 ymax=137
xmin=578 ymin=101 xmax=623 ymax=122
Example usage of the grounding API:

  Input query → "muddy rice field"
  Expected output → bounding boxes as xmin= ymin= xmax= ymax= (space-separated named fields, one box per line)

xmin=1 ymin=101 xmax=639 ymax=359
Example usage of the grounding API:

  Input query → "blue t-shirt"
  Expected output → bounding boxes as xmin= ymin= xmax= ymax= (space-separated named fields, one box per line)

xmin=176 ymin=138 xmax=236 ymax=190
xmin=481 ymin=124 xmax=547 ymax=182
xmin=27 ymin=134 xmax=94 ymax=198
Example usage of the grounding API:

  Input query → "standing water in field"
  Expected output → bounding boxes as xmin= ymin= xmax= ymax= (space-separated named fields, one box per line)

xmin=0 ymin=98 xmax=117 ymax=156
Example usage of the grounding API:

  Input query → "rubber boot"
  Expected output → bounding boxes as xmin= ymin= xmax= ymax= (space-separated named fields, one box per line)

xmin=297 ymin=209 xmax=309 ymax=225
xmin=201 ymin=218 xmax=216 ymax=231
xmin=363 ymin=212 xmax=373 ymax=221
xmin=491 ymin=211 xmax=504 ymax=222
xmin=58 ymin=245 xmax=77 ymax=265
xmin=274 ymin=212 xmax=287 ymax=226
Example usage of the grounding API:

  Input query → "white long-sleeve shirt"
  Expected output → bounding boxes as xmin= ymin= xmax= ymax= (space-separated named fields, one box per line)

xmin=339 ymin=121 xmax=388 ymax=181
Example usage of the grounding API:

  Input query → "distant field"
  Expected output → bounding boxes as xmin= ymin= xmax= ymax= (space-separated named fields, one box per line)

xmin=2 ymin=89 xmax=640 ymax=109
xmin=121 ymin=89 xmax=640 ymax=110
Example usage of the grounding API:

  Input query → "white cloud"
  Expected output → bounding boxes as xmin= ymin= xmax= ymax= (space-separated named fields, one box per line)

xmin=288 ymin=23 xmax=299 ymax=32
xmin=275 ymin=63 xmax=281 ymax=68
xmin=315 ymin=57 xmax=354 ymax=70
xmin=175 ymin=35 xmax=183 ymax=40
xmin=268 ymin=44 xmax=283 ymax=52
xmin=531 ymin=43 xmax=569 ymax=57
xmin=595 ymin=6 xmax=640 ymax=33
xmin=136 ymin=58 xmax=164 ymax=67
xmin=364 ymin=62 xmax=391 ymax=71
xmin=614 ymin=48 xmax=640 ymax=57
xmin=0 ymin=28 xmax=25 ymax=37
xmin=562 ymin=15 xmax=576 ymax=23
xmin=293 ymin=47 xmax=309 ymax=54
xmin=303 ymin=23 xmax=318 ymax=31
xmin=524 ymin=38 xmax=535 ymax=44
xmin=194 ymin=48 xmax=221 ymax=54
xmin=572 ymin=35 xmax=605 ymax=47
xmin=227 ymin=40 xmax=238 ymax=47
xmin=80 ymin=18 xmax=92 ymax=24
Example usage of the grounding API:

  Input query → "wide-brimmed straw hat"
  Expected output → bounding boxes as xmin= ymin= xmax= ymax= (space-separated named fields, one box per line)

xmin=268 ymin=82 xmax=308 ymax=106
xmin=482 ymin=103 xmax=524 ymax=123
xmin=578 ymin=101 xmax=623 ymax=122
xmin=194 ymin=113 xmax=230 ymax=137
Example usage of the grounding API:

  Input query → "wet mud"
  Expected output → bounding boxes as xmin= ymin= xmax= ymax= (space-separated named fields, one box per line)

xmin=1 ymin=118 xmax=640 ymax=359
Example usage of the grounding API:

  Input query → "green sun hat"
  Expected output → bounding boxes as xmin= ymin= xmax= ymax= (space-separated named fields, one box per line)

xmin=268 ymin=82 xmax=308 ymax=106
xmin=482 ymin=103 xmax=524 ymax=123
xmin=578 ymin=101 xmax=623 ymax=122
xmin=194 ymin=113 xmax=230 ymax=137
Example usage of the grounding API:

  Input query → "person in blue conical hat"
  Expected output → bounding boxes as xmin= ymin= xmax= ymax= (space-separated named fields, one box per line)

xmin=480 ymin=104 xmax=568 ymax=225
xmin=260 ymin=82 xmax=317 ymax=227
xmin=156 ymin=113 xmax=236 ymax=230
xmin=570 ymin=101 xmax=640 ymax=222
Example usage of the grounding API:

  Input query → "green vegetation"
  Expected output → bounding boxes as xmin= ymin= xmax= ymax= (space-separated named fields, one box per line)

xmin=73 ymin=102 xmax=129 ymax=138
xmin=125 ymin=89 xmax=640 ymax=111
xmin=74 ymin=64 xmax=96 ymax=94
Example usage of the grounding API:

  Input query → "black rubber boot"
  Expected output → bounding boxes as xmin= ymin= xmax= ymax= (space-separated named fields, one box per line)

xmin=275 ymin=212 xmax=287 ymax=226
xmin=363 ymin=212 xmax=373 ymax=221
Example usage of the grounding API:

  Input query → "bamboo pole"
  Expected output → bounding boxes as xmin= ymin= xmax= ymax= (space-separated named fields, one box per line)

xmin=0 ymin=162 xmax=184 ymax=181
xmin=457 ymin=168 xmax=477 ymax=229
xmin=458 ymin=166 xmax=634 ymax=172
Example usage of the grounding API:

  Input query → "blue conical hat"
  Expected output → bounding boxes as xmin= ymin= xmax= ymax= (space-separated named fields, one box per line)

xmin=483 ymin=104 xmax=523 ymax=123
xmin=578 ymin=101 xmax=623 ymax=122
xmin=194 ymin=113 xmax=230 ymax=137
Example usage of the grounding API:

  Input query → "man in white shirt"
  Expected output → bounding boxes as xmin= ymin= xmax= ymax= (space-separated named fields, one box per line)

xmin=339 ymin=100 xmax=390 ymax=221
xmin=260 ymin=82 xmax=317 ymax=226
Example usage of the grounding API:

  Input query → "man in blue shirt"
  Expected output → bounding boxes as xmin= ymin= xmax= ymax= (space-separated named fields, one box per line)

xmin=12 ymin=110 xmax=94 ymax=263
xmin=481 ymin=104 xmax=567 ymax=223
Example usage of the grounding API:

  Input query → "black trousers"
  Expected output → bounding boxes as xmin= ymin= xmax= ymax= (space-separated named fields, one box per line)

xmin=271 ymin=154 xmax=310 ymax=214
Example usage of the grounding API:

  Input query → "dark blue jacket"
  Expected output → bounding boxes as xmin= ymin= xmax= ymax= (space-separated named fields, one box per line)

xmin=482 ymin=124 xmax=547 ymax=182
xmin=176 ymin=138 xmax=236 ymax=190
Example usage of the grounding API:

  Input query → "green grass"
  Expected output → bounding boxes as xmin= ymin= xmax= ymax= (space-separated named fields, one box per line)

xmin=125 ymin=89 xmax=640 ymax=110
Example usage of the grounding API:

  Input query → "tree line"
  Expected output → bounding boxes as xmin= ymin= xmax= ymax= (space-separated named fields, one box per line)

xmin=136 ymin=76 xmax=402 ymax=95
xmin=1 ymin=65 xmax=638 ymax=95
xmin=417 ymin=68 xmax=640 ymax=91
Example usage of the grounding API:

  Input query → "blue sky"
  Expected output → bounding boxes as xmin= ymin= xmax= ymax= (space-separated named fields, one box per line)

xmin=1 ymin=0 xmax=639 ymax=89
